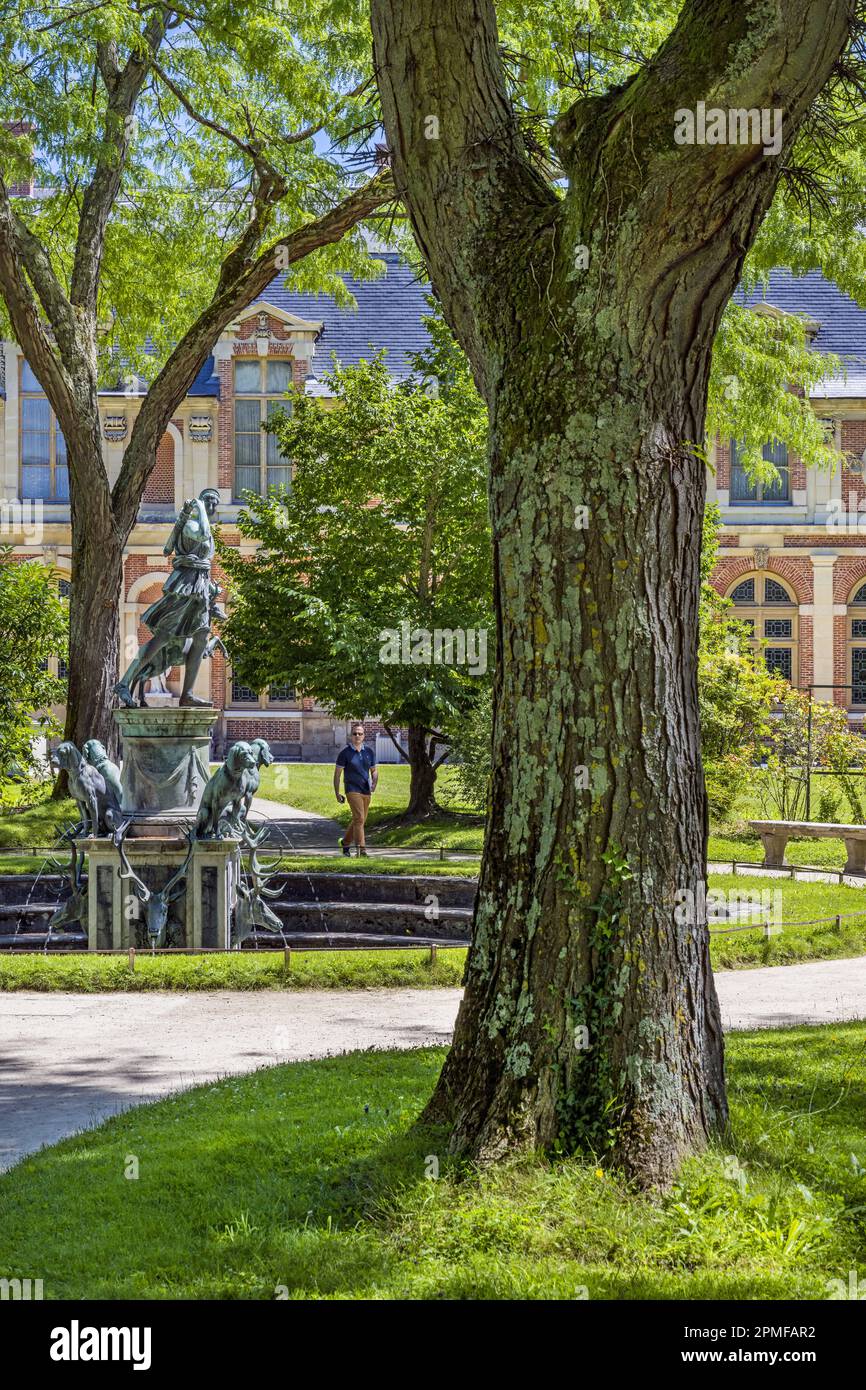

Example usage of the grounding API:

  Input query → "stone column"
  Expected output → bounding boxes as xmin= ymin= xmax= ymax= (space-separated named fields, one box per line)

xmin=810 ymin=552 xmax=838 ymax=701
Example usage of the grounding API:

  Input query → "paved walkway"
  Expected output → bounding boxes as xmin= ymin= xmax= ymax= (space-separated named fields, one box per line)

xmin=3 ymin=955 xmax=866 ymax=1172
xmin=0 ymin=989 xmax=457 ymax=1172
xmin=248 ymin=796 xmax=343 ymax=850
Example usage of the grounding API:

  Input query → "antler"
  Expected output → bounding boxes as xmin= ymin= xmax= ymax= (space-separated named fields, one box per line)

xmin=249 ymin=849 xmax=283 ymax=898
xmin=163 ymin=828 xmax=196 ymax=896
xmin=115 ymin=826 xmax=150 ymax=902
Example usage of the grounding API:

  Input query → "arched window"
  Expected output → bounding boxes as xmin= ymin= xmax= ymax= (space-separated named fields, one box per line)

xmin=848 ymin=584 xmax=866 ymax=706
xmin=728 ymin=571 xmax=798 ymax=684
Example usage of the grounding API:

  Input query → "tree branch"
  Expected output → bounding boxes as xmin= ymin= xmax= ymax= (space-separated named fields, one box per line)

xmin=70 ymin=9 xmax=168 ymax=311
xmin=370 ymin=0 xmax=556 ymax=394
xmin=0 ymin=176 xmax=76 ymax=429
xmin=112 ymin=170 xmax=396 ymax=526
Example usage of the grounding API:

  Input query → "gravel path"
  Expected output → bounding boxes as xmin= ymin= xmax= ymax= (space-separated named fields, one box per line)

xmin=3 ymin=954 xmax=866 ymax=1171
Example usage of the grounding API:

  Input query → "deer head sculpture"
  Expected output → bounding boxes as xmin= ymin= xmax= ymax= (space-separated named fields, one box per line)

xmin=116 ymin=826 xmax=195 ymax=948
xmin=48 ymin=834 xmax=87 ymax=932
xmin=232 ymin=849 xmax=284 ymax=946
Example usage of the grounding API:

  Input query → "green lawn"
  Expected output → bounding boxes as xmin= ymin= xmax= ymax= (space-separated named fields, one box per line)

xmin=258 ymin=762 xmax=486 ymax=850
xmin=2 ymin=1024 xmax=864 ymax=1299
xmin=0 ymin=946 xmax=466 ymax=992
xmin=706 ymin=874 xmax=866 ymax=967
xmin=3 ymin=765 xmax=863 ymax=869
xmin=0 ymin=792 xmax=77 ymax=849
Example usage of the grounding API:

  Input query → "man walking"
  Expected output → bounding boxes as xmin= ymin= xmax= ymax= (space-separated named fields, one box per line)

xmin=334 ymin=722 xmax=378 ymax=856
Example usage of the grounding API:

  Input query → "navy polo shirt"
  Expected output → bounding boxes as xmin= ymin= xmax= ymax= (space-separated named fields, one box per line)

xmin=336 ymin=743 xmax=377 ymax=795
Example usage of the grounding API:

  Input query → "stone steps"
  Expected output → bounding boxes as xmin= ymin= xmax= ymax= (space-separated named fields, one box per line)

xmin=270 ymin=899 xmax=471 ymax=939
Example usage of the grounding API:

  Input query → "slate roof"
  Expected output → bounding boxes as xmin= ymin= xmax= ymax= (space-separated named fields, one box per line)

xmin=737 ymin=269 xmax=866 ymax=396
xmin=83 ymin=251 xmax=429 ymax=404
xmin=11 ymin=260 xmax=866 ymax=406
xmin=253 ymin=251 xmax=431 ymax=382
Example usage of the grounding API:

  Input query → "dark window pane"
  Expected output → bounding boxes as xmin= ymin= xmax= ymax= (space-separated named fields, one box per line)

xmin=730 ymin=464 xmax=758 ymax=503
xmin=266 ymin=464 xmax=291 ymax=492
xmin=764 ymin=618 xmax=792 ymax=638
xmin=21 ymin=463 xmax=52 ymax=499
xmin=21 ymin=434 xmax=51 ymax=468
xmin=763 ymin=439 xmax=788 ymax=468
xmin=764 ymin=578 xmax=791 ymax=604
xmin=58 ymin=579 xmax=71 ymax=598
xmin=268 ymin=684 xmax=295 ymax=701
xmin=54 ymin=464 xmax=69 ymax=501
xmin=57 ymin=657 xmax=68 ymax=679
xmin=234 ymin=399 xmax=261 ymax=431
xmin=853 ymin=620 xmax=866 ymax=639
xmin=730 ymin=438 xmax=790 ymax=504
xmin=233 ymin=464 xmax=261 ymax=499
xmin=854 ymin=649 xmax=866 ymax=704
xmin=730 ymin=579 xmax=755 ymax=603
xmin=853 ymin=585 xmax=866 ymax=606
xmin=21 ymin=396 xmax=51 ymax=430
xmin=21 ymin=361 xmax=43 ymax=391
xmin=765 ymin=648 xmax=792 ymax=682
xmin=231 ymin=679 xmax=257 ymax=703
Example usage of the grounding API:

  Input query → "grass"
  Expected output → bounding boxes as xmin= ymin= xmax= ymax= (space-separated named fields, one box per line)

xmin=0 ymin=788 xmax=78 ymax=872
xmin=1 ymin=1024 xmax=865 ymax=1299
xmin=706 ymin=874 xmax=866 ymax=968
xmin=2 ymin=765 xmax=861 ymax=869
xmin=0 ymin=946 xmax=467 ymax=993
xmin=258 ymin=762 xmax=486 ymax=850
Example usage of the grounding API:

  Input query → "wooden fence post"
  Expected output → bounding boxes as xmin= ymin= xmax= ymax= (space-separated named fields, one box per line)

xmin=128 ymin=946 xmax=135 ymax=973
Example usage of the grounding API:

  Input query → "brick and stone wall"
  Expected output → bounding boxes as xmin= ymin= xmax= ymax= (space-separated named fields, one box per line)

xmin=142 ymin=431 xmax=175 ymax=504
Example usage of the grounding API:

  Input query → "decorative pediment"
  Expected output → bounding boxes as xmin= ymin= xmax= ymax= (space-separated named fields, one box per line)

xmin=228 ymin=301 xmax=323 ymax=336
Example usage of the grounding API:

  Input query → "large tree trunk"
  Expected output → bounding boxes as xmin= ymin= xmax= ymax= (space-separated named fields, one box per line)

xmin=424 ymin=350 xmax=725 ymax=1185
xmin=372 ymin=0 xmax=852 ymax=1186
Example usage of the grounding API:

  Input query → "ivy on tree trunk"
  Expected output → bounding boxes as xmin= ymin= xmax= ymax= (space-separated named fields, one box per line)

xmin=371 ymin=0 xmax=853 ymax=1185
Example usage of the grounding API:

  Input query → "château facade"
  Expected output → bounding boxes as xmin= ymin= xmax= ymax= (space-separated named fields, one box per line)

xmin=3 ymin=260 xmax=866 ymax=754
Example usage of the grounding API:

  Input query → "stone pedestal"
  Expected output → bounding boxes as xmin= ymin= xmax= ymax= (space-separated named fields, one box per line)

xmin=84 ymin=703 xmax=239 ymax=951
xmin=86 ymin=833 xmax=240 ymax=951
xmin=114 ymin=706 xmax=217 ymax=836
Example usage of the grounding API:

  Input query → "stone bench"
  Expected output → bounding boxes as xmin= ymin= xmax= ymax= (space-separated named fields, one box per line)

xmin=749 ymin=820 xmax=866 ymax=874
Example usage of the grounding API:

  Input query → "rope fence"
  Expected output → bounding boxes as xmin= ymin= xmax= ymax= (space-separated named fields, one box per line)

xmin=0 ymin=942 xmax=463 ymax=967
